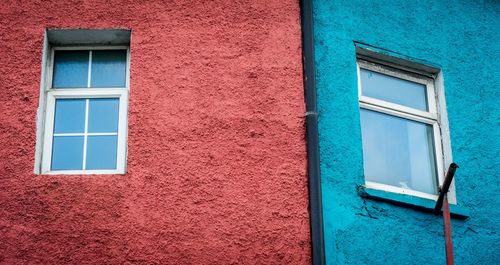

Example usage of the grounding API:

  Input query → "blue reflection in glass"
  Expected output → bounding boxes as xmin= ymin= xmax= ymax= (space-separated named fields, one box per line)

xmin=360 ymin=109 xmax=438 ymax=194
xmin=54 ymin=99 xmax=86 ymax=133
xmin=53 ymin=51 xmax=89 ymax=88
xmin=91 ymin=50 xmax=127 ymax=87
xmin=51 ymin=136 xmax=84 ymax=170
xmin=360 ymin=69 xmax=428 ymax=111
xmin=88 ymin=99 xmax=119 ymax=133
xmin=86 ymin=136 xmax=118 ymax=169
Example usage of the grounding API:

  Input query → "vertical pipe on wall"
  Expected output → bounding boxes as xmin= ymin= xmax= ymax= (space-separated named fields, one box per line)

xmin=300 ymin=0 xmax=326 ymax=264
xmin=443 ymin=197 xmax=454 ymax=265
xmin=435 ymin=163 xmax=458 ymax=264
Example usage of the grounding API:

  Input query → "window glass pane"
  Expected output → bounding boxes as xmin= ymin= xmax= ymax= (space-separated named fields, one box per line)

xmin=86 ymin=136 xmax=118 ymax=170
xmin=360 ymin=69 xmax=428 ymax=111
xmin=53 ymin=51 xmax=89 ymax=88
xmin=88 ymin=98 xmax=119 ymax=133
xmin=51 ymin=136 xmax=84 ymax=170
xmin=54 ymin=99 xmax=86 ymax=133
xmin=91 ymin=50 xmax=127 ymax=87
xmin=360 ymin=109 xmax=438 ymax=194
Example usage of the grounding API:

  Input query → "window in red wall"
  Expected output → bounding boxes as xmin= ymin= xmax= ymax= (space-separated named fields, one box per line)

xmin=34 ymin=29 xmax=131 ymax=175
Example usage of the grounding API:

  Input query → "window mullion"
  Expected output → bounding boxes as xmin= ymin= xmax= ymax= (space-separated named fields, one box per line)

xmin=359 ymin=96 xmax=436 ymax=120
xmin=87 ymin=132 xmax=118 ymax=136
xmin=82 ymin=99 xmax=89 ymax=170
xmin=53 ymin=133 xmax=85 ymax=137
xmin=359 ymin=101 xmax=436 ymax=125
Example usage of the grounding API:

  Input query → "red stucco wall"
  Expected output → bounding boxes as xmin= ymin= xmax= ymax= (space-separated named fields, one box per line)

xmin=0 ymin=1 xmax=309 ymax=264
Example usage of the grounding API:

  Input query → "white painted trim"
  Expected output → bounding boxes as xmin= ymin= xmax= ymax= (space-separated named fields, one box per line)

xmin=359 ymin=102 xmax=437 ymax=125
xmin=34 ymin=30 xmax=49 ymax=174
xmin=357 ymin=57 xmax=457 ymax=203
xmin=426 ymin=80 xmax=438 ymax=114
xmin=47 ymin=89 xmax=127 ymax=97
xmin=122 ymin=47 xmax=131 ymax=173
xmin=125 ymin=47 xmax=131 ymax=90
xmin=43 ymin=169 xmax=123 ymax=175
xmin=53 ymin=132 xmax=118 ymax=136
xmin=365 ymin=181 xmax=439 ymax=201
xmin=82 ymin=99 xmax=89 ymax=169
xmin=357 ymin=63 xmax=362 ymax=99
xmin=41 ymin=94 xmax=56 ymax=173
xmin=359 ymin=96 xmax=437 ymax=121
xmin=433 ymin=122 xmax=445 ymax=188
xmin=53 ymin=46 xmax=129 ymax=51
xmin=435 ymin=72 xmax=456 ymax=204
xmin=358 ymin=60 xmax=433 ymax=86
xmin=46 ymin=48 xmax=55 ymax=91
xmin=115 ymin=91 xmax=128 ymax=173
xmin=38 ymin=45 xmax=130 ymax=175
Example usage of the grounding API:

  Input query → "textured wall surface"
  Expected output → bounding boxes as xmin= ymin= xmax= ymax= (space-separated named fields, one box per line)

xmin=0 ymin=1 xmax=310 ymax=264
xmin=314 ymin=0 xmax=499 ymax=264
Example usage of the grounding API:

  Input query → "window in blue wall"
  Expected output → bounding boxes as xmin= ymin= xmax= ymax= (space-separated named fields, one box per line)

xmin=41 ymin=47 xmax=129 ymax=174
xmin=360 ymin=69 xmax=428 ymax=111
xmin=357 ymin=59 xmax=446 ymax=200
xmin=360 ymin=109 xmax=438 ymax=194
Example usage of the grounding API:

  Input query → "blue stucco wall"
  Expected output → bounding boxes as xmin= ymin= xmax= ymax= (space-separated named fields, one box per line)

xmin=313 ymin=1 xmax=499 ymax=264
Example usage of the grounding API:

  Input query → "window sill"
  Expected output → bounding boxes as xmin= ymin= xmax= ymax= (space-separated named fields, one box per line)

xmin=357 ymin=185 xmax=469 ymax=220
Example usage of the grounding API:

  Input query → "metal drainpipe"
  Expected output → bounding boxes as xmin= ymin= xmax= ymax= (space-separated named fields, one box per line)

xmin=300 ymin=0 xmax=326 ymax=264
xmin=434 ymin=163 xmax=459 ymax=265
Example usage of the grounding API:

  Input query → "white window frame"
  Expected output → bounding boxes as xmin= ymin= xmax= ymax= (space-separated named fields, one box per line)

xmin=357 ymin=59 xmax=456 ymax=204
xmin=39 ymin=46 xmax=130 ymax=175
